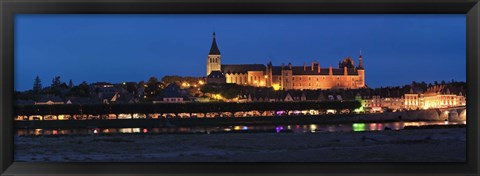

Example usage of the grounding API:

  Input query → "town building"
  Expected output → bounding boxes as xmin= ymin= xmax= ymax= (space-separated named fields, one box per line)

xmin=35 ymin=95 xmax=64 ymax=105
xmin=153 ymin=83 xmax=190 ymax=103
xmin=361 ymin=85 xmax=466 ymax=112
xmin=405 ymin=85 xmax=466 ymax=110
xmin=205 ymin=33 xmax=365 ymax=90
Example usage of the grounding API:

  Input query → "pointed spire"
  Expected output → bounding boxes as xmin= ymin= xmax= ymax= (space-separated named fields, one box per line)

xmin=358 ymin=49 xmax=364 ymax=69
xmin=209 ymin=32 xmax=221 ymax=55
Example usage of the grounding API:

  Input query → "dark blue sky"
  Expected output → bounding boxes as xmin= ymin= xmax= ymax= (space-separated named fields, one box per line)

xmin=15 ymin=14 xmax=465 ymax=91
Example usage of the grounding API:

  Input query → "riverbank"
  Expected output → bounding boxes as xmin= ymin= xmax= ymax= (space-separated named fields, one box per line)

xmin=14 ymin=127 xmax=466 ymax=162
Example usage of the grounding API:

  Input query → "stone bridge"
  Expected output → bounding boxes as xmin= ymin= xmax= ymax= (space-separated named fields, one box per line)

xmin=436 ymin=106 xmax=466 ymax=122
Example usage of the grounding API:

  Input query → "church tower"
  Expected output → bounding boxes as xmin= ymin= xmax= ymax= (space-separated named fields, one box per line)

xmin=206 ymin=32 xmax=221 ymax=76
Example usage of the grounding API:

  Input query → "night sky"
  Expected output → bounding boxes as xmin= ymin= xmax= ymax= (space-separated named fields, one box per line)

xmin=15 ymin=14 xmax=466 ymax=91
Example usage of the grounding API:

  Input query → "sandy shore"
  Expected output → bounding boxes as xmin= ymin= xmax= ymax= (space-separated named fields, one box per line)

xmin=14 ymin=128 xmax=466 ymax=162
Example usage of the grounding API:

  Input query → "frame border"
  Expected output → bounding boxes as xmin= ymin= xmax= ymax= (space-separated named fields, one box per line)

xmin=1 ymin=0 xmax=479 ymax=175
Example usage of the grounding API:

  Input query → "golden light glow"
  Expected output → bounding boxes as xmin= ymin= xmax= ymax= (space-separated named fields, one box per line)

xmin=214 ymin=94 xmax=222 ymax=100
xmin=198 ymin=80 xmax=204 ymax=85
xmin=272 ymin=84 xmax=281 ymax=91
xmin=182 ymin=82 xmax=190 ymax=87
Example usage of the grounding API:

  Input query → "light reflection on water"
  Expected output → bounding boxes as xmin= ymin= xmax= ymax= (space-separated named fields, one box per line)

xmin=15 ymin=121 xmax=466 ymax=136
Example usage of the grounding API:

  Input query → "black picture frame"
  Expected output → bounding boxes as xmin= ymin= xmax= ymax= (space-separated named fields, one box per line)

xmin=1 ymin=0 xmax=479 ymax=175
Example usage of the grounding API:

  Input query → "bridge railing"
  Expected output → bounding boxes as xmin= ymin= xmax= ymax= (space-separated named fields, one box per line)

xmin=15 ymin=101 xmax=361 ymax=116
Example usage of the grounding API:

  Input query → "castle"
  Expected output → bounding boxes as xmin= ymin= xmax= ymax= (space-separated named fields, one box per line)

xmin=206 ymin=33 xmax=365 ymax=90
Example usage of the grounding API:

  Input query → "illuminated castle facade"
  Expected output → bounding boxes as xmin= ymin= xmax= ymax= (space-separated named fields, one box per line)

xmin=206 ymin=33 xmax=365 ymax=90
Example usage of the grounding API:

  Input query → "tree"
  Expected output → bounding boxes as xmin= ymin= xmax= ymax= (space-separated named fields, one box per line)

xmin=71 ymin=81 xmax=90 ymax=97
xmin=51 ymin=76 xmax=62 ymax=88
xmin=69 ymin=79 xmax=74 ymax=88
xmin=145 ymin=76 xmax=161 ymax=98
xmin=33 ymin=76 xmax=42 ymax=92
xmin=124 ymin=82 xmax=137 ymax=94
xmin=411 ymin=81 xmax=417 ymax=87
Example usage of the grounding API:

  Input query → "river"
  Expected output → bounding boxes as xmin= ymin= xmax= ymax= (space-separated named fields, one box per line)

xmin=15 ymin=121 xmax=466 ymax=136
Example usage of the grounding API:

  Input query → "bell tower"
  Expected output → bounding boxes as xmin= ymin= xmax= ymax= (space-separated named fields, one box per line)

xmin=206 ymin=32 xmax=221 ymax=76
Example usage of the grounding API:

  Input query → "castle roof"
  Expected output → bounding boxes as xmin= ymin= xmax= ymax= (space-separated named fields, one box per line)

xmin=221 ymin=64 xmax=266 ymax=74
xmin=271 ymin=66 xmax=359 ymax=75
xmin=209 ymin=32 xmax=221 ymax=55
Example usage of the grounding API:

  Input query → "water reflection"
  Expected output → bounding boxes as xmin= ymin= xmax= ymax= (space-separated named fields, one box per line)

xmin=15 ymin=121 xmax=466 ymax=136
xmin=352 ymin=123 xmax=366 ymax=132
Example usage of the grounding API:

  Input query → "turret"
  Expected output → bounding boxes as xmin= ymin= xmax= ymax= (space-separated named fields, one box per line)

xmin=317 ymin=62 xmax=321 ymax=73
xmin=358 ymin=50 xmax=364 ymax=69
xmin=266 ymin=61 xmax=273 ymax=87
xmin=356 ymin=51 xmax=365 ymax=88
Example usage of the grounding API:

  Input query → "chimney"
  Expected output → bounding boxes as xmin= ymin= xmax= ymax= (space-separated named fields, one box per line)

xmin=288 ymin=63 xmax=292 ymax=69
xmin=304 ymin=62 xmax=306 ymax=71
xmin=329 ymin=66 xmax=333 ymax=75
xmin=311 ymin=62 xmax=314 ymax=71
xmin=344 ymin=66 xmax=348 ymax=75
xmin=317 ymin=63 xmax=321 ymax=73
xmin=281 ymin=63 xmax=284 ymax=69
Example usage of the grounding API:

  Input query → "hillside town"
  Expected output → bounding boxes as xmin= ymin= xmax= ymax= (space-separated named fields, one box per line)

xmin=15 ymin=74 xmax=466 ymax=114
